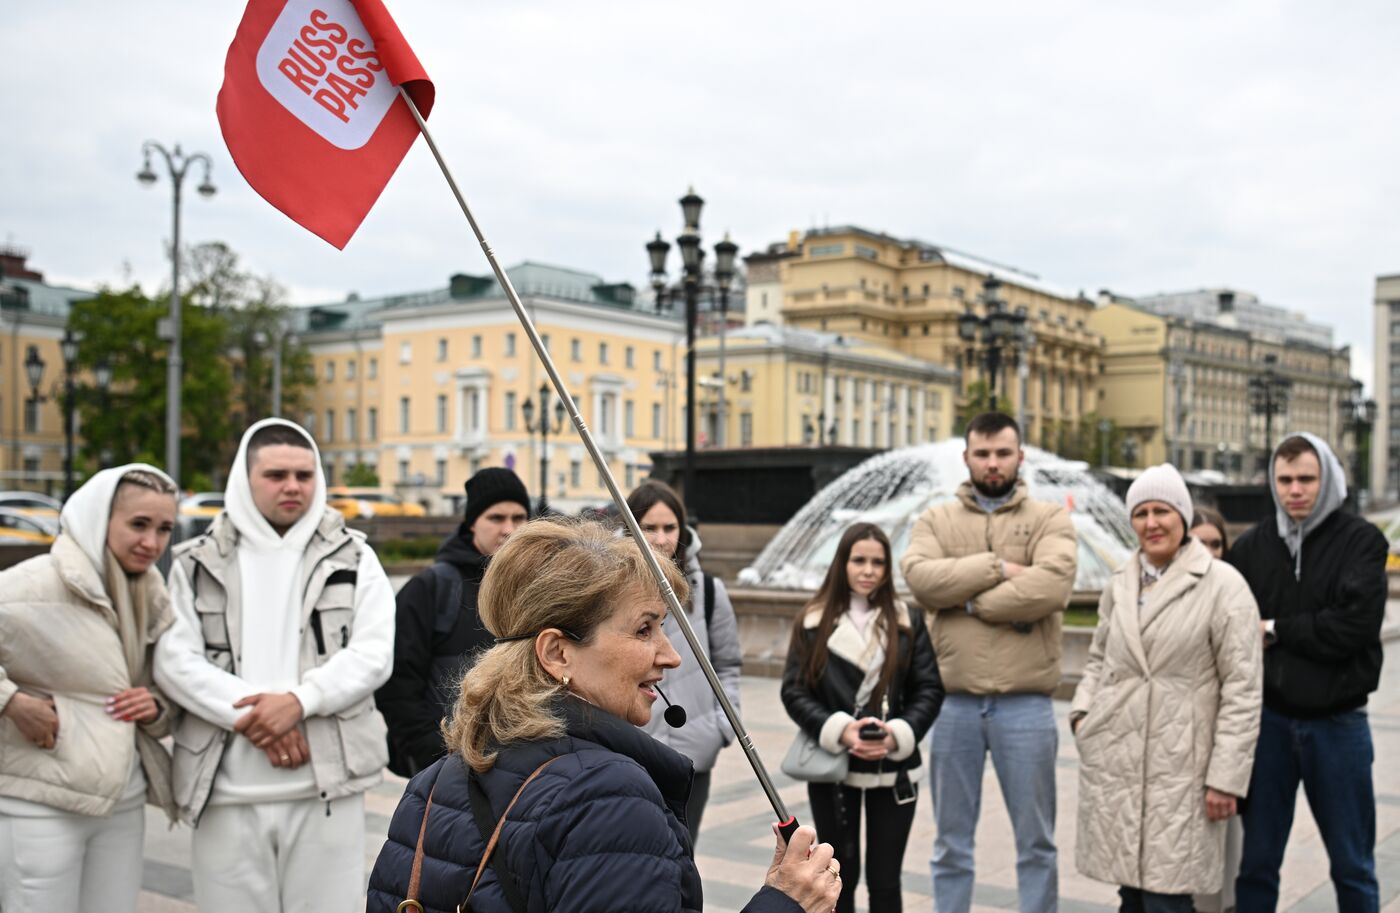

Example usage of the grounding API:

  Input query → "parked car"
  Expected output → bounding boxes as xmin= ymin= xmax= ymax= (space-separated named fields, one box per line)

xmin=0 ymin=491 xmax=62 ymax=521
xmin=178 ymin=492 xmax=226 ymax=539
xmin=326 ymin=487 xmax=427 ymax=519
xmin=0 ymin=507 xmax=58 ymax=545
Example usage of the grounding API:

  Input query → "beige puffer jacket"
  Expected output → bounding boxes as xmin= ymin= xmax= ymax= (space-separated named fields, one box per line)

xmin=0 ymin=535 xmax=175 ymax=818
xmin=1071 ymin=538 xmax=1262 ymax=894
xmin=901 ymin=481 xmax=1078 ymax=695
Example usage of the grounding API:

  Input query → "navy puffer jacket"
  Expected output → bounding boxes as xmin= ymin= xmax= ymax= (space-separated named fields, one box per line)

xmin=368 ymin=696 xmax=801 ymax=913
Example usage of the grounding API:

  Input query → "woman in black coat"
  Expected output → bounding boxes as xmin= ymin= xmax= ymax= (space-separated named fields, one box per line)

xmin=782 ymin=522 xmax=944 ymax=913
xmin=368 ymin=518 xmax=840 ymax=913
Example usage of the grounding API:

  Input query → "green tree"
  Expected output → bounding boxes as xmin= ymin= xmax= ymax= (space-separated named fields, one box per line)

xmin=344 ymin=463 xmax=380 ymax=487
xmin=955 ymin=380 xmax=993 ymax=433
xmin=69 ymin=284 xmax=232 ymax=483
xmin=226 ymin=274 xmax=313 ymax=426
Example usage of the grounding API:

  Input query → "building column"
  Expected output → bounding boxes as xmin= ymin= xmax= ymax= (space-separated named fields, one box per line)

xmin=866 ymin=379 xmax=878 ymax=447
xmin=915 ymin=387 xmax=927 ymax=444
xmin=896 ymin=385 xmax=910 ymax=447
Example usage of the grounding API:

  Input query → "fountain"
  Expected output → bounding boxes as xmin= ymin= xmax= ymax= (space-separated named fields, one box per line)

xmin=739 ymin=440 xmax=1136 ymax=593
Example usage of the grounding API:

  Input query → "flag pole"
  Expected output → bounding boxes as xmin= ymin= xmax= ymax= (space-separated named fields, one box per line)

xmin=396 ymin=87 xmax=798 ymax=839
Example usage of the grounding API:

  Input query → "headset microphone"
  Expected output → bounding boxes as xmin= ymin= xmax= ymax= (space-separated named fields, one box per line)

xmin=654 ymin=684 xmax=687 ymax=729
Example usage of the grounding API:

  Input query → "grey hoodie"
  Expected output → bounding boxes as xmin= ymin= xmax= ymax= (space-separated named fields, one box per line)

xmin=1269 ymin=431 xmax=1347 ymax=580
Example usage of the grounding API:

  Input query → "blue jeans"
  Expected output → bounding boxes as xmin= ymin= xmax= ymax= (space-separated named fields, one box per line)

xmin=1236 ymin=705 xmax=1378 ymax=913
xmin=930 ymin=693 xmax=1058 ymax=913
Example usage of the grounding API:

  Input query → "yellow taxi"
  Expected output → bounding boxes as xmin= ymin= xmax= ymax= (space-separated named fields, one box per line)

xmin=0 ymin=507 xmax=58 ymax=545
xmin=0 ymin=491 xmax=62 ymax=522
xmin=326 ymin=487 xmax=427 ymax=520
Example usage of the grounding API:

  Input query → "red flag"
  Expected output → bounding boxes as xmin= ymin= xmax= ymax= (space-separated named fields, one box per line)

xmin=217 ymin=0 xmax=435 ymax=249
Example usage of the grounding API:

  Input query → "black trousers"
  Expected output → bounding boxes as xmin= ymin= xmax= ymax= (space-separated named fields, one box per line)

xmin=684 ymin=770 xmax=711 ymax=849
xmin=807 ymin=782 xmax=918 ymax=913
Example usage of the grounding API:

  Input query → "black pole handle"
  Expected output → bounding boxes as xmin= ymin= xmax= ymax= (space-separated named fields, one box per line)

xmin=777 ymin=815 xmax=801 ymax=846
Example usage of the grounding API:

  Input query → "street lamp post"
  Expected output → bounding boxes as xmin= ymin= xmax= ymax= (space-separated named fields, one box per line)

xmin=521 ymin=382 xmax=566 ymax=515
xmin=60 ymin=329 xmax=79 ymax=499
xmin=93 ymin=358 xmax=113 ymax=466
xmin=958 ymin=275 xmax=1029 ymax=414
xmin=1345 ymin=380 xmax=1377 ymax=503
xmin=646 ymin=189 xmax=737 ymax=518
xmin=137 ymin=141 xmax=216 ymax=486
xmin=23 ymin=347 xmax=46 ymax=491
xmin=1248 ymin=353 xmax=1292 ymax=475
xmin=713 ymin=234 xmax=738 ymax=447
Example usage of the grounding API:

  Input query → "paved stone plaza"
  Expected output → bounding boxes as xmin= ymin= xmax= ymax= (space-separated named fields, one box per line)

xmin=135 ymin=636 xmax=1400 ymax=913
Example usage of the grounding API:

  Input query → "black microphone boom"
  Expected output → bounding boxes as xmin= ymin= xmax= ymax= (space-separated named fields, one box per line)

xmin=654 ymin=684 xmax=687 ymax=729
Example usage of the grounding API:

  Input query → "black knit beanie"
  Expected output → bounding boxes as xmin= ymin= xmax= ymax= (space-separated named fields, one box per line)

xmin=463 ymin=468 xmax=531 ymax=531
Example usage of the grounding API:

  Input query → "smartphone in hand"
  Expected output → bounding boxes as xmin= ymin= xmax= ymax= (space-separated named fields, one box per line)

xmin=858 ymin=722 xmax=885 ymax=741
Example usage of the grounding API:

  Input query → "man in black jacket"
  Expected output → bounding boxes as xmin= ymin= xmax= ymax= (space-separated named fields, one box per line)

xmin=1229 ymin=433 xmax=1388 ymax=913
xmin=375 ymin=468 xmax=529 ymax=775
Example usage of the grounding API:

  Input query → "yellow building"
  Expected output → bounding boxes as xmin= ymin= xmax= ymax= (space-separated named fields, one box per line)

xmin=759 ymin=226 xmax=1103 ymax=450
xmin=297 ymin=263 xmax=683 ymax=512
xmin=694 ymin=325 xmax=958 ymax=448
xmin=1090 ymin=296 xmax=1355 ymax=479
xmin=0 ymin=248 xmax=93 ymax=495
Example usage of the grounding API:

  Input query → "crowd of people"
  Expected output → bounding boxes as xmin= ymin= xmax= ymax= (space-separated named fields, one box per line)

xmin=0 ymin=410 xmax=1389 ymax=913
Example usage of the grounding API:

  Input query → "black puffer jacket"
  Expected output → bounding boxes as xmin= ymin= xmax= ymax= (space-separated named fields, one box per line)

xmin=1228 ymin=509 xmax=1389 ymax=719
xmin=367 ymin=697 xmax=802 ymax=913
xmin=376 ymin=526 xmax=493 ymax=775
xmin=781 ymin=601 xmax=944 ymax=785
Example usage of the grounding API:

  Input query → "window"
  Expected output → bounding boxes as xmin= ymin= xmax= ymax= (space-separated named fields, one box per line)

xmin=368 ymin=358 xmax=378 ymax=379
xmin=399 ymin=396 xmax=410 ymax=433
xmin=740 ymin=412 xmax=753 ymax=446
xmin=399 ymin=341 xmax=411 ymax=364
xmin=22 ymin=458 xmax=39 ymax=479
xmin=470 ymin=336 xmax=482 ymax=359
xmin=809 ymin=243 xmax=844 ymax=257
xmin=325 ymin=361 xmax=335 ymax=382
xmin=399 ymin=459 xmax=410 ymax=481
xmin=626 ymin=464 xmax=636 ymax=489
xmin=653 ymin=350 xmax=663 ymax=371
xmin=854 ymin=244 xmax=878 ymax=260
xmin=505 ymin=391 xmax=517 ymax=431
xmin=436 ymin=394 xmax=448 ymax=433
xmin=599 ymin=397 xmax=611 ymax=435
xmin=570 ymin=460 xmax=581 ymax=489
xmin=439 ymin=338 xmax=450 ymax=361
xmin=625 ymin=400 xmax=635 ymax=437
xmin=346 ymin=360 xmax=357 ymax=380
xmin=303 ymin=411 xmax=316 ymax=433
xmin=652 ymin=403 xmax=662 ymax=439
xmin=23 ymin=397 xmax=39 ymax=433
xmin=346 ymin=408 xmax=358 ymax=441
xmin=324 ymin=462 xmax=335 ymax=485
xmin=571 ymin=339 xmax=582 ymax=362
xmin=505 ymin=332 xmax=516 ymax=356
xmin=435 ymin=459 xmax=447 ymax=486
xmin=599 ymin=342 xmax=609 ymax=365
xmin=324 ymin=410 xmax=335 ymax=442
xmin=625 ymin=346 xmax=635 ymax=369
xmin=368 ymin=407 xmax=378 ymax=441
xmin=541 ymin=334 xmax=551 ymax=352
xmin=740 ymin=371 xmax=752 ymax=393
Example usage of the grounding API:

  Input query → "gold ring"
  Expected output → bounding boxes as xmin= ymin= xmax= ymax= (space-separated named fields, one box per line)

xmin=280 ymin=755 xmax=291 ymax=762
xmin=827 ymin=863 xmax=840 ymax=876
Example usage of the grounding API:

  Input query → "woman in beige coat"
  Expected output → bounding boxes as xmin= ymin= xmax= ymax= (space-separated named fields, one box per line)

xmin=0 ymin=464 xmax=180 ymax=913
xmin=1070 ymin=465 xmax=1262 ymax=913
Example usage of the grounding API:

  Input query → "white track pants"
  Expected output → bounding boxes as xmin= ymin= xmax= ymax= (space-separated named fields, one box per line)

xmin=0 ymin=805 xmax=145 ymax=913
xmin=191 ymin=794 xmax=365 ymax=913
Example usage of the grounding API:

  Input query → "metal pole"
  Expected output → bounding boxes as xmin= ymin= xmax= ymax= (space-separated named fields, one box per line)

xmin=271 ymin=329 xmax=284 ymax=418
xmin=717 ymin=287 xmax=728 ymax=448
xmin=166 ymin=173 xmax=183 ymax=485
xmin=684 ymin=279 xmax=698 ymax=515
xmin=397 ymin=87 xmax=795 ymax=835
xmin=987 ymin=344 xmax=1000 ymax=413
xmin=63 ymin=370 xmax=75 ymax=499
xmin=539 ymin=384 xmax=550 ymax=515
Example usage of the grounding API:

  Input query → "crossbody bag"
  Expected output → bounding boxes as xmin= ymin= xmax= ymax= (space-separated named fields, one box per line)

xmin=397 ymin=755 xmax=562 ymax=913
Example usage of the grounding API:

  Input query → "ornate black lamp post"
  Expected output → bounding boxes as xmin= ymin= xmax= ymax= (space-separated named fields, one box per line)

xmin=93 ymin=358 xmax=113 ymax=466
xmin=958 ymin=275 xmax=1028 ymax=413
xmin=521 ymin=382 xmax=566 ymax=515
xmin=23 ymin=346 xmax=46 ymax=490
xmin=646 ymin=188 xmax=738 ymax=517
xmin=59 ymin=329 xmax=80 ymax=498
xmin=1248 ymin=353 xmax=1292 ymax=474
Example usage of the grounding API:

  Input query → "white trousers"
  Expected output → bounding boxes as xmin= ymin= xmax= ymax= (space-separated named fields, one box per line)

xmin=0 ymin=805 xmax=146 ymax=913
xmin=191 ymin=794 xmax=365 ymax=913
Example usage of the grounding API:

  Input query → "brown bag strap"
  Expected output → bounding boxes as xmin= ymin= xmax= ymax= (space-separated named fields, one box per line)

xmin=396 ymin=783 xmax=438 ymax=913
xmin=460 ymin=755 xmax=564 ymax=911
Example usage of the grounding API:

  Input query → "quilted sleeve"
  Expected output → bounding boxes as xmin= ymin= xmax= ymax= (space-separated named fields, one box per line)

xmin=1204 ymin=568 xmax=1264 ymax=799
xmin=900 ymin=508 xmax=1001 ymax=611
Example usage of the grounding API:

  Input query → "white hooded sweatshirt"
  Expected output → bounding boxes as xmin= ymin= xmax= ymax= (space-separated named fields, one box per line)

xmin=155 ymin=419 xmax=395 ymax=804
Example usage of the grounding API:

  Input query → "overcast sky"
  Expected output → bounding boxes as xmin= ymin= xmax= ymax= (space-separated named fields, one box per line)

xmin=3 ymin=1 xmax=1396 ymax=391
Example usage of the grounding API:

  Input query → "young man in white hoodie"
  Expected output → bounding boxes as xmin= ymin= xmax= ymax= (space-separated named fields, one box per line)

xmin=155 ymin=419 xmax=395 ymax=912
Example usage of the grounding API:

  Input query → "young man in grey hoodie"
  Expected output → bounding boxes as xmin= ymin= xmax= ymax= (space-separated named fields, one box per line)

xmin=1227 ymin=432 xmax=1389 ymax=913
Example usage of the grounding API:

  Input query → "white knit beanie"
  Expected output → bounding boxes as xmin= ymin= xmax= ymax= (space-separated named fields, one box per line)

xmin=1125 ymin=464 xmax=1194 ymax=527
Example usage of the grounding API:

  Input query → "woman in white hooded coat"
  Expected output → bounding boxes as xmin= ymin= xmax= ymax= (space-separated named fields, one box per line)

xmin=0 ymin=464 xmax=180 ymax=913
xmin=1070 ymin=464 xmax=1262 ymax=913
